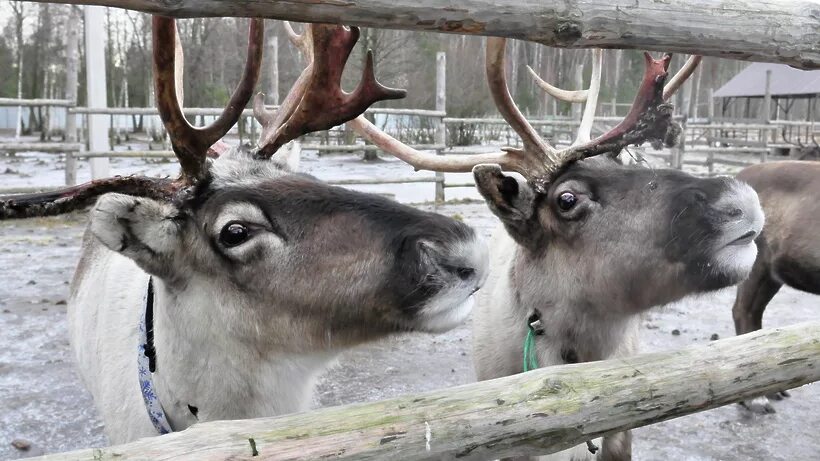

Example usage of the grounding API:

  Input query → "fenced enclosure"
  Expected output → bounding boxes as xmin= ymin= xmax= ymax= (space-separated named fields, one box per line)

xmin=2 ymin=0 xmax=820 ymax=460
xmin=1 ymin=96 xmax=816 ymax=201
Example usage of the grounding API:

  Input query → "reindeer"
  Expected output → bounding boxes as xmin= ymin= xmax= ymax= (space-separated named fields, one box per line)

xmin=732 ymin=160 xmax=819 ymax=414
xmin=349 ymin=41 xmax=764 ymax=460
xmin=0 ymin=18 xmax=488 ymax=444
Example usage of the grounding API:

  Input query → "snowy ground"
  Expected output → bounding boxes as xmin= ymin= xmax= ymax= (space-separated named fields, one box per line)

xmin=0 ymin=142 xmax=817 ymax=460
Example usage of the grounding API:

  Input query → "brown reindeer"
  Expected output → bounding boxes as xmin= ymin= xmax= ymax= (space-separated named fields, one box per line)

xmin=0 ymin=18 xmax=487 ymax=443
xmin=348 ymin=40 xmax=763 ymax=460
xmin=733 ymin=160 xmax=820 ymax=414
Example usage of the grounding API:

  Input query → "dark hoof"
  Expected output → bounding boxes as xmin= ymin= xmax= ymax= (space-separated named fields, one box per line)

xmin=739 ymin=396 xmax=776 ymax=415
xmin=767 ymin=390 xmax=791 ymax=401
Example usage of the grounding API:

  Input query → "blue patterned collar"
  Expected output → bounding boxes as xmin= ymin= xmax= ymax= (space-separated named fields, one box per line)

xmin=138 ymin=277 xmax=174 ymax=434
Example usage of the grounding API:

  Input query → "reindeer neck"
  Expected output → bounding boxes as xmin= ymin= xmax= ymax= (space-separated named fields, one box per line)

xmin=511 ymin=254 xmax=641 ymax=366
xmin=147 ymin=277 xmax=337 ymax=430
xmin=528 ymin=303 xmax=640 ymax=366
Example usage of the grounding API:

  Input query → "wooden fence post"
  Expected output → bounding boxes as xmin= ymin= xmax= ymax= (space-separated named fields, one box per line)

xmin=762 ymin=69 xmax=772 ymax=123
xmin=65 ymin=146 xmax=77 ymax=186
xmin=672 ymin=120 xmax=687 ymax=170
xmin=434 ymin=51 xmax=446 ymax=203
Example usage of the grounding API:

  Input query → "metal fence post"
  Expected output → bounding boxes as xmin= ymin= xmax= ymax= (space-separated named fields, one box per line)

xmin=85 ymin=6 xmax=111 ymax=179
xmin=434 ymin=52 xmax=446 ymax=203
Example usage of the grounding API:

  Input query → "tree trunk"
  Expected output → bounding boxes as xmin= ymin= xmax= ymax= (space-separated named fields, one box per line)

xmin=64 ymin=5 xmax=81 ymax=186
xmin=12 ymin=2 xmax=25 ymax=138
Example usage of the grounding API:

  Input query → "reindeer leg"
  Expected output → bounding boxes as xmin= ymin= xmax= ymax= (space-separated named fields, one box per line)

xmin=600 ymin=431 xmax=631 ymax=461
xmin=733 ymin=254 xmax=783 ymax=414
xmin=732 ymin=252 xmax=781 ymax=336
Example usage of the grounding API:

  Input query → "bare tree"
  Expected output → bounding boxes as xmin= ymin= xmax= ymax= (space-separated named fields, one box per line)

xmin=11 ymin=1 xmax=25 ymax=138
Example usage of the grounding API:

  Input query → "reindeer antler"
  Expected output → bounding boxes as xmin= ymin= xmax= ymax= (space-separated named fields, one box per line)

xmin=1 ymin=17 xmax=264 ymax=220
xmin=253 ymin=22 xmax=405 ymax=159
xmin=154 ymin=16 xmax=263 ymax=182
xmin=350 ymin=39 xmax=701 ymax=191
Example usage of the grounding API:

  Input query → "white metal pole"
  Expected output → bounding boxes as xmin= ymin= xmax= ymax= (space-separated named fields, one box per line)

xmin=84 ymin=6 xmax=110 ymax=178
xmin=434 ymin=52 xmax=446 ymax=203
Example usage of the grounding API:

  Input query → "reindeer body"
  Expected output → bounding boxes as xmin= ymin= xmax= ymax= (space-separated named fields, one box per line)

xmin=69 ymin=240 xmax=335 ymax=442
xmin=733 ymin=160 xmax=820 ymax=413
xmin=472 ymin=159 xmax=765 ymax=460
xmin=65 ymin=156 xmax=487 ymax=443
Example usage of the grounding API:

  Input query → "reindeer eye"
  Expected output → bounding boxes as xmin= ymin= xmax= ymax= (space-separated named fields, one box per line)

xmin=557 ymin=192 xmax=577 ymax=211
xmin=220 ymin=222 xmax=250 ymax=247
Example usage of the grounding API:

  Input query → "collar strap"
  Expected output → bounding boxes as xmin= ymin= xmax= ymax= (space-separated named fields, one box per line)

xmin=523 ymin=310 xmax=544 ymax=372
xmin=138 ymin=276 xmax=174 ymax=434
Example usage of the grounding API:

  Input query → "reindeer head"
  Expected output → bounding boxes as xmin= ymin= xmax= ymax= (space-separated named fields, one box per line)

xmin=0 ymin=18 xmax=488 ymax=348
xmin=350 ymin=40 xmax=763 ymax=315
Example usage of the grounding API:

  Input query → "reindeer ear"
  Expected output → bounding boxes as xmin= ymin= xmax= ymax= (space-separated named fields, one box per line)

xmin=473 ymin=164 xmax=545 ymax=251
xmin=89 ymin=193 xmax=182 ymax=278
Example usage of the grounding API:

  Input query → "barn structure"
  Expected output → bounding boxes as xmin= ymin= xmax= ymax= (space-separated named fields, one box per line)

xmin=714 ymin=62 xmax=820 ymax=122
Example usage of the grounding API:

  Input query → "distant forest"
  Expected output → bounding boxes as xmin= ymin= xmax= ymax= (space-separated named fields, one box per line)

xmin=0 ymin=3 xmax=753 ymax=122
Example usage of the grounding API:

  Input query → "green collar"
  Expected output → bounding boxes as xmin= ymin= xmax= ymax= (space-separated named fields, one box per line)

xmin=523 ymin=310 xmax=544 ymax=372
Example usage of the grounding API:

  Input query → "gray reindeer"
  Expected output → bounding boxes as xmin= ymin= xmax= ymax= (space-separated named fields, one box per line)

xmin=0 ymin=19 xmax=487 ymax=443
xmin=350 ymin=40 xmax=763 ymax=460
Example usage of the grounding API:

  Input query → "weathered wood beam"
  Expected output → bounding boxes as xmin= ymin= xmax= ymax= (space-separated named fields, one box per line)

xmin=25 ymin=0 xmax=820 ymax=69
xmin=31 ymin=321 xmax=820 ymax=460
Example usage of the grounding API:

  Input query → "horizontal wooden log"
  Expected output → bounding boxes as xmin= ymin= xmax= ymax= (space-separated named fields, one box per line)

xmin=0 ymin=98 xmax=75 ymax=107
xmin=689 ymin=124 xmax=778 ymax=130
xmin=686 ymin=147 xmax=770 ymax=154
xmin=80 ymin=151 xmax=174 ymax=158
xmin=30 ymin=321 xmax=820 ymax=461
xmin=70 ymin=106 xmax=445 ymax=117
xmin=706 ymin=137 xmax=768 ymax=147
xmin=443 ymin=117 xmax=622 ymax=126
xmin=26 ymin=0 xmax=820 ymax=69
xmin=711 ymin=157 xmax=757 ymax=167
xmin=328 ymin=177 xmax=440 ymax=185
xmin=0 ymin=143 xmax=83 ymax=153
xmin=306 ymin=144 xmax=444 ymax=152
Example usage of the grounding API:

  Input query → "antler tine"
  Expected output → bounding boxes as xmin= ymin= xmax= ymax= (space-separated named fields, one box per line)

xmin=153 ymin=16 xmax=264 ymax=181
xmin=663 ymin=55 xmax=703 ymax=101
xmin=526 ymin=65 xmax=589 ymax=103
xmin=346 ymin=37 xmax=554 ymax=183
xmin=555 ymin=52 xmax=674 ymax=167
xmin=0 ymin=177 xmax=179 ymax=220
xmin=348 ymin=116 xmax=515 ymax=172
xmin=486 ymin=38 xmax=557 ymax=163
xmin=284 ymin=21 xmax=312 ymax=62
xmin=574 ymin=49 xmax=603 ymax=146
xmin=255 ymin=23 xmax=405 ymax=159
xmin=527 ymin=50 xmax=602 ymax=146
xmin=2 ymin=17 xmax=265 ymax=220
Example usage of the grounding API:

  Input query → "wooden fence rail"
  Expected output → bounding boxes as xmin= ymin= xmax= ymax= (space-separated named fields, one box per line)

xmin=28 ymin=321 xmax=820 ymax=461
xmin=25 ymin=0 xmax=820 ymax=69
xmin=0 ymin=98 xmax=75 ymax=107
xmin=0 ymin=97 xmax=807 ymax=198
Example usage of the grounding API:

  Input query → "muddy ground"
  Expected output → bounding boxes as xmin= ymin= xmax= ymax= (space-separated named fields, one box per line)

xmin=0 ymin=146 xmax=817 ymax=460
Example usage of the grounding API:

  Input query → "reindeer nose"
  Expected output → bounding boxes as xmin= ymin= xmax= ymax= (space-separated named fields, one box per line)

xmin=727 ymin=207 xmax=743 ymax=218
